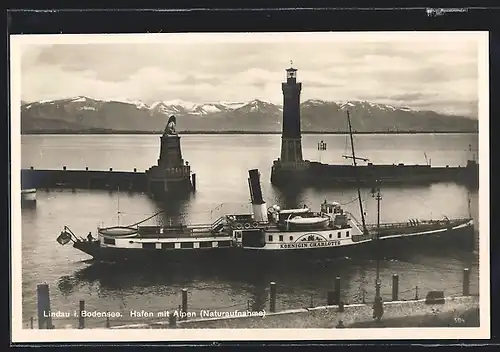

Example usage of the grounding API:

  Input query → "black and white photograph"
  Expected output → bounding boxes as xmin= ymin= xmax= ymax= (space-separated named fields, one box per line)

xmin=11 ymin=31 xmax=489 ymax=342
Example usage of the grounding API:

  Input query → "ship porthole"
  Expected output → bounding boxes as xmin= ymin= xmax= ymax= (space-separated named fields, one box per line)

xmin=289 ymin=236 xmax=293 ymax=241
xmin=329 ymin=234 xmax=332 ymax=239
xmin=129 ymin=241 xmax=134 ymax=244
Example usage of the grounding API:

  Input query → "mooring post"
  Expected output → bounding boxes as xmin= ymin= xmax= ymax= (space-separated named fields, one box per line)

xmin=37 ymin=283 xmax=52 ymax=329
xmin=78 ymin=300 xmax=85 ymax=329
xmin=270 ymin=282 xmax=277 ymax=313
xmin=463 ymin=268 xmax=470 ymax=296
xmin=191 ymin=173 xmax=197 ymax=192
xmin=392 ymin=274 xmax=399 ymax=301
xmin=327 ymin=291 xmax=335 ymax=305
xmin=169 ymin=312 xmax=177 ymax=328
xmin=415 ymin=286 xmax=419 ymax=300
xmin=30 ymin=317 xmax=34 ymax=329
xmin=334 ymin=276 xmax=341 ymax=305
xmin=181 ymin=288 xmax=188 ymax=317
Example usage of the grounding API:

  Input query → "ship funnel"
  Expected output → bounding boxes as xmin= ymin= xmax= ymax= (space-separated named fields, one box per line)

xmin=248 ymin=169 xmax=268 ymax=223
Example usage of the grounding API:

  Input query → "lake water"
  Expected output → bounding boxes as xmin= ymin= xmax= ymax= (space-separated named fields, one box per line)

xmin=20 ymin=133 xmax=480 ymax=328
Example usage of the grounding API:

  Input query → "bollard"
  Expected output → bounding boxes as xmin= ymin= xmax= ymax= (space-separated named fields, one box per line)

xmin=334 ymin=276 xmax=341 ymax=305
xmin=169 ymin=312 xmax=177 ymax=328
xmin=37 ymin=283 xmax=52 ymax=329
xmin=392 ymin=274 xmax=399 ymax=301
xmin=106 ymin=315 xmax=110 ymax=328
xmin=327 ymin=291 xmax=336 ymax=305
xmin=181 ymin=289 xmax=188 ymax=317
xmin=338 ymin=301 xmax=345 ymax=312
xmin=78 ymin=300 xmax=85 ymax=329
xmin=415 ymin=286 xmax=419 ymax=300
xmin=191 ymin=173 xmax=197 ymax=191
xmin=269 ymin=282 xmax=276 ymax=313
xmin=30 ymin=317 xmax=34 ymax=329
xmin=463 ymin=268 xmax=470 ymax=296
xmin=63 ymin=166 xmax=67 ymax=171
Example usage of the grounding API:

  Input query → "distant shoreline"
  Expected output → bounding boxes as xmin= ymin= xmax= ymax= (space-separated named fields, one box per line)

xmin=21 ymin=130 xmax=479 ymax=136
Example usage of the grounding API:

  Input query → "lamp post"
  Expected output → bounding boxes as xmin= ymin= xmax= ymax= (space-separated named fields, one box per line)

xmin=371 ymin=183 xmax=383 ymax=321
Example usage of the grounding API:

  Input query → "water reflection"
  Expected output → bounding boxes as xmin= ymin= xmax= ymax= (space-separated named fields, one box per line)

xmin=58 ymin=243 xmax=476 ymax=300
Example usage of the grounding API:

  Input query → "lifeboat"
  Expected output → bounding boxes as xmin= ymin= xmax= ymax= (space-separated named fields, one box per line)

xmin=98 ymin=226 xmax=138 ymax=238
xmin=285 ymin=215 xmax=330 ymax=229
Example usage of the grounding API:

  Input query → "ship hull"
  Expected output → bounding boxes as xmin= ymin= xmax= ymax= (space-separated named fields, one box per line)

xmin=73 ymin=221 xmax=475 ymax=263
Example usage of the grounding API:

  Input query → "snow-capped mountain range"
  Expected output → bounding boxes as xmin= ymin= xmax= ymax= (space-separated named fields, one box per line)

xmin=23 ymin=96 xmax=419 ymax=116
xmin=20 ymin=96 xmax=478 ymax=133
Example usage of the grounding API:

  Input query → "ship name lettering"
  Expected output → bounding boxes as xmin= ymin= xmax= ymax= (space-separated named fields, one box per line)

xmin=279 ymin=240 xmax=340 ymax=249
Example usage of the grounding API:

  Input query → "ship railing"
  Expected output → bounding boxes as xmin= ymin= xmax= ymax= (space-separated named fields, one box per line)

xmin=210 ymin=216 xmax=226 ymax=231
xmin=364 ymin=217 xmax=471 ymax=230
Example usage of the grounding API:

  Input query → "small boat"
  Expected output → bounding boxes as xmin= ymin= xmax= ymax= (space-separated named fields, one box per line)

xmin=21 ymin=188 xmax=36 ymax=202
xmin=284 ymin=213 xmax=330 ymax=230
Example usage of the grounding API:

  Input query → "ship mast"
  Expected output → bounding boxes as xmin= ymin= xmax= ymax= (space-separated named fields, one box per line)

xmin=346 ymin=111 xmax=368 ymax=234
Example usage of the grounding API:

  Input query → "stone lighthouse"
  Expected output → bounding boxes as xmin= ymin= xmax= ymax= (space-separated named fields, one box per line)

xmin=280 ymin=65 xmax=304 ymax=164
xmin=270 ymin=64 xmax=310 ymax=184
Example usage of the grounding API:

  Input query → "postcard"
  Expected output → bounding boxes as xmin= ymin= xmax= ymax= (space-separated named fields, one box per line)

xmin=10 ymin=31 xmax=490 ymax=343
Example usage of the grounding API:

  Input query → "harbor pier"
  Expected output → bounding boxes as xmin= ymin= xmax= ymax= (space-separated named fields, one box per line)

xmin=20 ymin=115 xmax=196 ymax=197
xmin=271 ymin=65 xmax=479 ymax=189
xmin=25 ymin=268 xmax=478 ymax=329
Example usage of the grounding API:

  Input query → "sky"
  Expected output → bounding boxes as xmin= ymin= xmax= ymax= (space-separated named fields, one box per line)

xmin=17 ymin=32 xmax=483 ymax=117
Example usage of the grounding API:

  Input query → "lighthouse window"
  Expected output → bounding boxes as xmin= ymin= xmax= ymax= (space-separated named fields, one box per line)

xmin=180 ymin=242 xmax=194 ymax=249
xmin=268 ymin=235 xmax=273 ymax=241
xmin=337 ymin=232 xmax=341 ymax=239
xmin=103 ymin=238 xmax=115 ymax=245
xmin=279 ymin=235 xmax=283 ymax=242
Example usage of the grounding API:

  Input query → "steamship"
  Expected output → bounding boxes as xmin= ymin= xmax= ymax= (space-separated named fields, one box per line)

xmin=56 ymin=113 xmax=475 ymax=263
